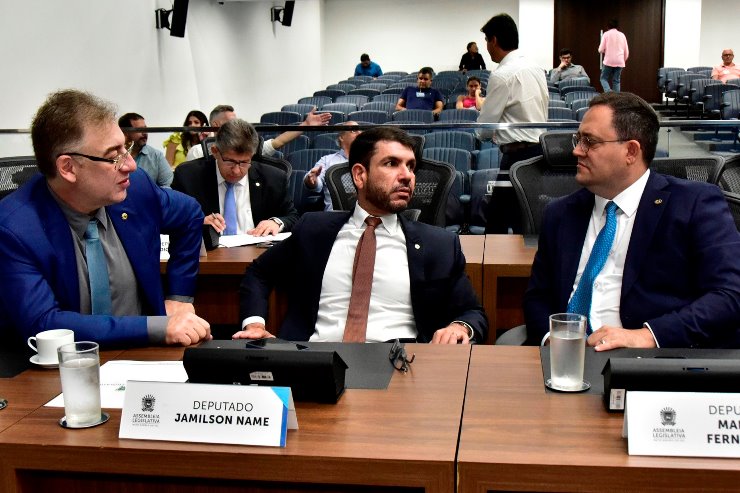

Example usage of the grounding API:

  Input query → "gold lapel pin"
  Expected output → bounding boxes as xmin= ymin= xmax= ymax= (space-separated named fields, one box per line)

xmin=255 ymin=182 xmax=261 ymax=187
xmin=121 ymin=212 xmax=128 ymax=220
xmin=654 ymin=199 xmax=663 ymax=205
xmin=414 ymin=244 xmax=421 ymax=250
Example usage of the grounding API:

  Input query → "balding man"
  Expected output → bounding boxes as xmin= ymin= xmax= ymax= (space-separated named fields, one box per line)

xmin=711 ymin=49 xmax=740 ymax=83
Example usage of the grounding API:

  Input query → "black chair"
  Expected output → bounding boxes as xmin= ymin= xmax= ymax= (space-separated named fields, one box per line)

xmin=723 ymin=191 xmax=740 ymax=231
xmin=325 ymin=155 xmax=454 ymax=228
xmin=718 ymin=154 xmax=740 ymax=193
xmin=650 ymin=156 xmax=724 ymax=185
xmin=467 ymin=168 xmax=502 ymax=234
xmin=510 ymin=131 xmax=581 ymax=234
xmin=0 ymin=156 xmax=39 ymax=200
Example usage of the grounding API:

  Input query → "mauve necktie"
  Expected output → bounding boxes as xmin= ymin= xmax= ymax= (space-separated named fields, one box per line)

xmin=223 ymin=182 xmax=237 ymax=235
xmin=566 ymin=201 xmax=618 ymax=334
xmin=85 ymin=218 xmax=112 ymax=315
xmin=343 ymin=216 xmax=382 ymax=342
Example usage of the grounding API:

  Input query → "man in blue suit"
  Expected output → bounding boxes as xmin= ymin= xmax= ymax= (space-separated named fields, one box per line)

xmin=237 ymin=126 xmax=487 ymax=343
xmin=0 ymin=90 xmax=211 ymax=348
xmin=524 ymin=92 xmax=740 ymax=349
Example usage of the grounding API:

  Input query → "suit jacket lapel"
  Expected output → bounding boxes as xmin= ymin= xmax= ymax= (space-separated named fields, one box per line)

xmin=622 ymin=172 xmax=670 ymax=298
xmin=559 ymin=190 xmax=593 ymax=307
xmin=399 ymin=216 xmax=425 ymax=282
xmin=248 ymin=165 xmax=264 ymax=225
xmin=205 ymin=158 xmax=220 ymax=214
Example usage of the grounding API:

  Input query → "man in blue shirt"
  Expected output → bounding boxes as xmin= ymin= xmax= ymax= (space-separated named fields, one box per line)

xmin=118 ymin=113 xmax=173 ymax=187
xmin=395 ymin=67 xmax=445 ymax=118
xmin=354 ymin=53 xmax=383 ymax=78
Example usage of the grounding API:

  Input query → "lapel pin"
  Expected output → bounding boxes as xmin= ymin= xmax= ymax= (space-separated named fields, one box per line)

xmin=121 ymin=212 xmax=128 ymax=220
xmin=255 ymin=182 xmax=261 ymax=187
xmin=414 ymin=243 xmax=421 ymax=250
xmin=654 ymin=199 xmax=663 ymax=205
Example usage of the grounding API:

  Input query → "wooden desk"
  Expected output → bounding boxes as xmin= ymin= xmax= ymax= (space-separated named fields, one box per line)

xmin=0 ymin=344 xmax=471 ymax=493
xmin=459 ymin=234 xmax=485 ymax=305
xmin=457 ymin=346 xmax=740 ymax=492
xmin=482 ymin=235 xmax=536 ymax=343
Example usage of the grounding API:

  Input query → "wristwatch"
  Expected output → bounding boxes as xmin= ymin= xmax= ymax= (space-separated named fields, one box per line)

xmin=270 ymin=217 xmax=284 ymax=231
xmin=453 ymin=320 xmax=475 ymax=341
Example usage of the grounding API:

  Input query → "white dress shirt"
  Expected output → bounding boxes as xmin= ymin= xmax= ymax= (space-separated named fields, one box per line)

xmin=569 ymin=170 xmax=650 ymax=330
xmin=186 ymin=138 xmax=280 ymax=161
xmin=310 ymin=205 xmax=417 ymax=342
xmin=476 ymin=50 xmax=549 ymax=145
xmin=215 ymin=166 xmax=254 ymax=234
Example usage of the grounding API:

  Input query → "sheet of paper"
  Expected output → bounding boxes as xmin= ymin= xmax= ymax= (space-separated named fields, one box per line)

xmin=45 ymin=360 xmax=188 ymax=409
xmin=218 ymin=232 xmax=291 ymax=248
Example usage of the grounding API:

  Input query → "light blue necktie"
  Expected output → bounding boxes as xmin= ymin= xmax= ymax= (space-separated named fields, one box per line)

xmin=223 ymin=182 xmax=237 ymax=236
xmin=566 ymin=201 xmax=618 ymax=334
xmin=85 ymin=219 xmax=112 ymax=315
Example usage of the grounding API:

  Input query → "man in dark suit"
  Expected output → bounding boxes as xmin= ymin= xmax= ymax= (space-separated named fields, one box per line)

xmin=0 ymin=89 xmax=211 ymax=348
xmin=237 ymin=126 xmax=487 ymax=343
xmin=172 ymin=118 xmax=298 ymax=238
xmin=524 ymin=92 xmax=740 ymax=349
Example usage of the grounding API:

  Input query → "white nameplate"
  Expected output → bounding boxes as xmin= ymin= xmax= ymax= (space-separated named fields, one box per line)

xmin=160 ymin=234 xmax=170 ymax=260
xmin=625 ymin=391 xmax=740 ymax=458
xmin=119 ymin=381 xmax=297 ymax=447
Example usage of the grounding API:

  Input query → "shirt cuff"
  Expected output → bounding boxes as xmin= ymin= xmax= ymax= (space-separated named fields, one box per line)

xmin=643 ymin=322 xmax=660 ymax=348
xmin=452 ymin=320 xmax=475 ymax=342
xmin=166 ymin=295 xmax=195 ymax=304
xmin=242 ymin=316 xmax=266 ymax=329
xmin=147 ymin=316 xmax=169 ymax=344
xmin=269 ymin=217 xmax=285 ymax=232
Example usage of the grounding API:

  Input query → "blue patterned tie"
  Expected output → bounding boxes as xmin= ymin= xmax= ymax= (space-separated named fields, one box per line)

xmin=223 ymin=182 xmax=237 ymax=235
xmin=566 ymin=201 xmax=618 ymax=334
xmin=85 ymin=219 xmax=112 ymax=315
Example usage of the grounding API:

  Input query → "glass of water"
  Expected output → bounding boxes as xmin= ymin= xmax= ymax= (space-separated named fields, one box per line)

xmin=548 ymin=313 xmax=587 ymax=391
xmin=57 ymin=341 xmax=103 ymax=427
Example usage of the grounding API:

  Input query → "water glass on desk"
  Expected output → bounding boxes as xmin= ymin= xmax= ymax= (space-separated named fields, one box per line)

xmin=549 ymin=313 xmax=587 ymax=391
xmin=57 ymin=341 xmax=102 ymax=427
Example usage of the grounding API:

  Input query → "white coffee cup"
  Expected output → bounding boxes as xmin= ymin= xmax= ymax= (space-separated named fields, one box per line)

xmin=27 ymin=329 xmax=75 ymax=364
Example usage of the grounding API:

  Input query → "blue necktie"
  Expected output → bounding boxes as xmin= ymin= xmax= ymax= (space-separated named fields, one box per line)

xmin=85 ymin=219 xmax=112 ymax=315
xmin=566 ymin=201 xmax=618 ymax=334
xmin=223 ymin=182 xmax=237 ymax=235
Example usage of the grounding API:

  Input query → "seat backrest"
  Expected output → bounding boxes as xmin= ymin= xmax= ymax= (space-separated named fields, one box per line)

xmin=548 ymin=100 xmax=568 ymax=108
xmin=325 ymin=155 xmax=454 ymax=227
xmin=548 ymin=107 xmax=575 ymax=120
xmin=281 ymin=104 xmax=315 ymax=117
xmin=664 ymin=68 xmax=687 ymax=94
xmin=279 ymin=135 xmax=311 ymax=157
xmin=564 ymin=91 xmax=597 ymax=106
xmin=359 ymin=83 xmax=387 ymax=92
xmin=326 ymin=84 xmax=355 ymax=93
xmin=438 ymin=108 xmax=479 ymax=122
xmin=349 ymin=75 xmax=373 ymax=83
xmin=322 ymin=102 xmax=358 ymax=114
xmin=348 ymin=110 xmax=389 ymax=124
xmin=468 ymin=168 xmax=502 ymax=231
xmin=384 ymin=71 xmax=408 ymax=77
xmin=540 ymin=131 xmax=578 ymax=169
xmin=676 ymin=73 xmax=707 ymax=100
xmin=422 ymin=147 xmax=472 ymax=173
xmin=361 ymin=101 xmax=395 ymax=116
xmin=348 ymin=88 xmax=381 ymax=100
xmin=723 ymin=191 xmax=740 ymax=231
xmin=558 ymin=77 xmax=591 ymax=92
xmin=312 ymin=133 xmax=340 ymax=150
xmin=323 ymin=111 xmax=347 ymax=125
xmin=474 ymin=147 xmax=500 ymax=170
xmin=650 ymin=156 xmax=725 ymax=184
xmin=287 ymin=148 xmax=338 ymax=171
xmin=575 ymin=107 xmax=588 ymax=121
xmin=260 ymin=111 xmax=302 ymax=125
xmin=560 ymin=85 xmax=596 ymax=96
xmin=657 ymin=67 xmax=683 ymax=91
xmin=0 ymin=156 xmax=39 ymax=200
xmin=336 ymin=95 xmax=369 ymax=107
xmin=727 ymin=78 xmax=740 ymax=87
xmin=314 ymin=89 xmax=345 ymax=101
xmin=373 ymin=93 xmax=400 ymax=103
xmin=298 ymin=96 xmax=332 ymax=108
xmin=422 ymin=131 xmax=476 ymax=152
xmin=687 ymin=66 xmax=712 ymax=74
xmin=718 ymin=154 xmax=740 ymax=192
xmin=392 ymin=109 xmax=434 ymax=124
xmin=704 ymin=84 xmax=740 ymax=115
xmin=722 ymin=90 xmax=740 ymax=119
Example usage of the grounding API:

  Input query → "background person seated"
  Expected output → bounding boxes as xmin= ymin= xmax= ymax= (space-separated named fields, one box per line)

xmin=712 ymin=49 xmax=740 ymax=83
xmin=395 ymin=67 xmax=444 ymax=118
xmin=354 ymin=53 xmax=383 ymax=78
xmin=456 ymin=76 xmax=486 ymax=110
xmin=118 ymin=112 xmax=173 ymax=187
xmin=549 ymin=48 xmax=589 ymax=85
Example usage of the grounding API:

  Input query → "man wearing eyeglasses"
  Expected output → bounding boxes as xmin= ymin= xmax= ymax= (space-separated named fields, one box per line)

xmin=711 ymin=49 xmax=740 ymax=83
xmin=172 ymin=118 xmax=299 ymax=238
xmin=549 ymin=48 xmax=589 ymax=86
xmin=0 ymin=89 xmax=212 ymax=349
xmin=118 ymin=112 xmax=173 ymax=187
xmin=524 ymin=91 xmax=740 ymax=350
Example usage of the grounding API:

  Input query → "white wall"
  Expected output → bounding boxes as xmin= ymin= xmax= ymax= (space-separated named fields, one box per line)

xmin=699 ymin=0 xmax=740 ymax=67
xmin=664 ymin=0 xmax=702 ymax=68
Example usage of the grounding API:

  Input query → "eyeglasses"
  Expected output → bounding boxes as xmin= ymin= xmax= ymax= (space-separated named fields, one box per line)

xmin=389 ymin=339 xmax=415 ymax=373
xmin=571 ymin=133 xmax=624 ymax=154
xmin=61 ymin=142 xmax=134 ymax=171
xmin=219 ymin=156 xmax=251 ymax=170
xmin=723 ymin=53 xmax=734 ymax=57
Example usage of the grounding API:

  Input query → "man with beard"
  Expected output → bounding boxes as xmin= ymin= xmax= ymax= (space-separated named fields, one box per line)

xmin=118 ymin=113 xmax=173 ymax=187
xmin=236 ymin=126 xmax=487 ymax=344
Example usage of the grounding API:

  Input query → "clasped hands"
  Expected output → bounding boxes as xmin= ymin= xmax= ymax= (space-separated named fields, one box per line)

xmin=204 ymin=213 xmax=281 ymax=236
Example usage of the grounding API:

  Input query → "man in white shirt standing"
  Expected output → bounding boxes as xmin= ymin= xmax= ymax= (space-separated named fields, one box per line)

xmin=236 ymin=126 xmax=488 ymax=344
xmin=476 ymin=12 xmax=548 ymax=233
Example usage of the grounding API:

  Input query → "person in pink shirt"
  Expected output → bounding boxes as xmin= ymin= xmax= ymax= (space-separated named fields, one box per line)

xmin=598 ymin=19 xmax=629 ymax=92
xmin=711 ymin=49 xmax=740 ymax=83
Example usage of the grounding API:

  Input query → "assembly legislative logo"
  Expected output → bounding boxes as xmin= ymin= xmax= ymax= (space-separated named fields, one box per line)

xmin=653 ymin=406 xmax=686 ymax=442
xmin=131 ymin=394 xmax=161 ymax=427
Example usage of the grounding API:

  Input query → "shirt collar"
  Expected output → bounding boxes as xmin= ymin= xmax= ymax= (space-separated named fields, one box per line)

xmin=594 ymin=169 xmax=650 ymax=218
xmin=498 ymin=49 xmax=521 ymax=66
xmin=215 ymin=163 xmax=248 ymax=188
xmin=48 ymin=183 xmax=110 ymax=239
xmin=351 ymin=203 xmax=399 ymax=235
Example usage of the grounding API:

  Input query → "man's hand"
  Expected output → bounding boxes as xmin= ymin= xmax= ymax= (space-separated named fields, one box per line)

xmin=248 ymin=219 xmax=281 ymax=237
xmin=232 ymin=323 xmax=275 ymax=340
xmin=164 ymin=300 xmax=195 ymax=316
xmin=165 ymin=312 xmax=211 ymax=346
xmin=304 ymin=164 xmax=323 ymax=189
xmin=304 ymin=110 xmax=331 ymax=126
xmin=204 ymin=212 xmax=226 ymax=234
xmin=431 ymin=323 xmax=471 ymax=344
xmin=587 ymin=326 xmax=657 ymax=352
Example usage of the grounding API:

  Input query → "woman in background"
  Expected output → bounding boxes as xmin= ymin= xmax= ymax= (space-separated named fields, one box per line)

xmin=164 ymin=110 xmax=209 ymax=168
xmin=456 ymin=76 xmax=485 ymax=111
xmin=458 ymin=42 xmax=486 ymax=73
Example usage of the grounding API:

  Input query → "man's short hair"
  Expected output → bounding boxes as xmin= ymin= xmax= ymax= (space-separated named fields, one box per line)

xmin=589 ymin=92 xmax=660 ymax=164
xmin=118 ymin=112 xmax=145 ymax=130
xmin=360 ymin=53 xmax=370 ymax=62
xmin=480 ymin=13 xmax=519 ymax=51
xmin=214 ymin=118 xmax=258 ymax=156
xmin=32 ymin=89 xmax=117 ymax=178
xmin=349 ymin=126 xmax=418 ymax=171
xmin=559 ymin=48 xmax=572 ymax=57
xmin=418 ymin=67 xmax=434 ymax=78
xmin=466 ymin=41 xmax=476 ymax=51
xmin=608 ymin=19 xmax=619 ymax=29
xmin=209 ymin=104 xmax=235 ymax=125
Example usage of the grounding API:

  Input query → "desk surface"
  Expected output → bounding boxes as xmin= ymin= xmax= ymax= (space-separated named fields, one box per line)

xmin=0 ymin=344 xmax=471 ymax=493
xmin=458 ymin=346 xmax=740 ymax=492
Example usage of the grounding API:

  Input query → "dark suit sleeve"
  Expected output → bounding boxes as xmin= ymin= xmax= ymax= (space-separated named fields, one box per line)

xmin=272 ymin=169 xmax=300 ymax=231
xmin=645 ymin=185 xmax=740 ymax=347
xmin=447 ymin=235 xmax=488 ymax=342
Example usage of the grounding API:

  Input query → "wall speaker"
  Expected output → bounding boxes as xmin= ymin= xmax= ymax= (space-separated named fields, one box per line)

xmin=170 ymin=0 xmax=189 ymax=38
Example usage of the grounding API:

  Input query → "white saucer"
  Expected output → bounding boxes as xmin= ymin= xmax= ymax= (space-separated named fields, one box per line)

xmin=29 ymin=355 xmax=58 ymax=369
